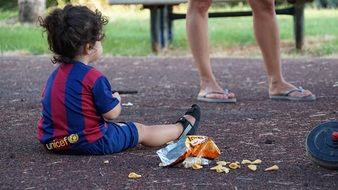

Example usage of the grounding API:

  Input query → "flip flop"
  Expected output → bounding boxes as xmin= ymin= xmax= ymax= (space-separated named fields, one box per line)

xmin=269 ymin=86 xmax=316 ymax=101
xmin=197 ymin=89 xmax=237 ymax=103
xmin=176 ymin=104 xmax=201 ymax=139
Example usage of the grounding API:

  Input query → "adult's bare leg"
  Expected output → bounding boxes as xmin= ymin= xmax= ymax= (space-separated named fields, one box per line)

xmin=186 ymin=0 xmax=235 ymax=100
xmin=247 ymin=0 xmax=314 ymax=98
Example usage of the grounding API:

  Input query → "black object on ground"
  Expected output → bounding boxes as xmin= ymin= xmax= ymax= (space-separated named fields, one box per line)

xmin=306 ymin=120 xmax=338 ymax=170
xmin=112 ymin=90 xmax=138 ymax=94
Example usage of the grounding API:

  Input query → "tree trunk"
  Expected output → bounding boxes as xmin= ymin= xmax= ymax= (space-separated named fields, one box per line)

xmin=18 ymin=0 xmax=46 ymax=23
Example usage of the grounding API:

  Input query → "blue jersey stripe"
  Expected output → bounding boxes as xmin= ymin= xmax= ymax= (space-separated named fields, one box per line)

xmin=40 ymin=67 xmax=59 ymax=143
xmin=65 ymin=63 xmax=90 ymax=142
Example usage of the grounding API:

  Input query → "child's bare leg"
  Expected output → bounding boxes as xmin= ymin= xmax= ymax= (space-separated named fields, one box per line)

xmin=135 ymin=115 xmax=196 ymax=147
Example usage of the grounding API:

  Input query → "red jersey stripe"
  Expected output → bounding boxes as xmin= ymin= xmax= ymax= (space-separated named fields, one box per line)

xmin=51 ymin=64 xmax=73 ymax=139
xmin=37 ymin=117 xmax=44 ymax=140
xmin=81 ymin=68 xmax=103 ymax=143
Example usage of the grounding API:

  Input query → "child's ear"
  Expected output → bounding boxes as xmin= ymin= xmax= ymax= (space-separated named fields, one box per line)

xmin=82 ymin=43 xmax=89 ymax=55
xmin=82 ymin=43 xmax=94 ymax=55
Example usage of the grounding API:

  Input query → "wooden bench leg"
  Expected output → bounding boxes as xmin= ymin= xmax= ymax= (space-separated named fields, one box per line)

xmin=150 ymin=6 xmax=161 ymax=52
xmin=294 ymin=3 xmax=304 ymax=50
xmin=148 ymin=4 xmax=304 ymax=52
xmin=148 ymin=5 xmax=172 ymax=53
xmin=168 ymin=5 xmax=173 ymax=43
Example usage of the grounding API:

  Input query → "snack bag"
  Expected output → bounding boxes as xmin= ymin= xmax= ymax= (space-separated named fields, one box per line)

xmin=157 ymin=135 xmax=221 ymax=167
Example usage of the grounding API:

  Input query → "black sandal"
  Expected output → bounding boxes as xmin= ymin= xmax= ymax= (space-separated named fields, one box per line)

xmin=176 ymin=104 xmax=201 ymax=139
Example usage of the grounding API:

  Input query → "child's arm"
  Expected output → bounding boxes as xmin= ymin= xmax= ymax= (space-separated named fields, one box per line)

xmin=102 ymin=92 xmax=121 ymax=120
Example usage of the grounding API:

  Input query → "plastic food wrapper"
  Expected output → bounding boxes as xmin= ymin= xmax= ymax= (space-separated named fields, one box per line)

xmin=156 ymin=135 xmax=221 ymax=167
xmin=182 ymin=157 xmax=212 ymax=168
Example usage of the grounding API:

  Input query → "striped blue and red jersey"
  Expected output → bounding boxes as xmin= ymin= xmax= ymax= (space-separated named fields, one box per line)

xmin=37 ymin=61 xmax=119 ymax=149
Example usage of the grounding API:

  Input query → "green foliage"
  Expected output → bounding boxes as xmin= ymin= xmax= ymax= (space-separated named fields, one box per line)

xmin=0 ymin=8 xmax=337 ymax=57
xmin=0 ymin=0 xmax=110 ymax=9
xmin=47 ymin=0 xmax=58 ymax=7
xmin=0 ymin=0 xmax=17 ymax=10
xmin=314 ymin=0 xmax=338 ymax=7
xmin=210 ymin=0 xmax=291 ymax=8
xmin=0 ymin=26 xmax=47 ymax=55
xmin=53 ymin=0 xmax=109 ymax=8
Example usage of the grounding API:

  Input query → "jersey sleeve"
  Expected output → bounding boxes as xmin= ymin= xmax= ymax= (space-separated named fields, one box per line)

xmin=92 ymin=76 xmax=119 ymax=115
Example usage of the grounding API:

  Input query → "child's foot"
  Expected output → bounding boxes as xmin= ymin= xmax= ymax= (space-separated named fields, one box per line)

xmin=176 ymin=104 xmax=201 ymax=139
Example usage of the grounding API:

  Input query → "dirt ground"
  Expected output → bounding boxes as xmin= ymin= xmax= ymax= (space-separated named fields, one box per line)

xmin=0 ymin=56 xmax=337 ymax=190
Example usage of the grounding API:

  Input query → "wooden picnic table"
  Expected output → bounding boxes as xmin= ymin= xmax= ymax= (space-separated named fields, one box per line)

xmin=108 ymin=0 xmax=311 ymax=53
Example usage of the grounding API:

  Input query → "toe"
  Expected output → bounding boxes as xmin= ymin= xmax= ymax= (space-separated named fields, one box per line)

xmin=289 ymin=89 xmax=313 ymax=97
xmin=204 ymin=91 xmax=236 ymax=100
xmin=227 ymin=92 xmax=236 ymax=98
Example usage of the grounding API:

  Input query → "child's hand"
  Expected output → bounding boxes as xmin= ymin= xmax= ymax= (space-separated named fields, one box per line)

xmin=113 ymin=92 xmax=121 ymax=102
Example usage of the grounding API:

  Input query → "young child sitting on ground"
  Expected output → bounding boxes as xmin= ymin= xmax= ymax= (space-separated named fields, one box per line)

xmin=37 ymin=4 xmax=201 ymax=155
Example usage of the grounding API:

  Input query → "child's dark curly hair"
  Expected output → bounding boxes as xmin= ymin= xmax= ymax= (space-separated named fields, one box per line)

xmin=39 ymin=4 xmax=108 ymax=64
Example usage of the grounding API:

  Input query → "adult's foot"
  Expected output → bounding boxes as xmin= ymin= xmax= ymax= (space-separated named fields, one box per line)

xmin=198 ymin=79 xmax=236 ymax=102
xmin=269 ymin=81 xmax=315 ymax=100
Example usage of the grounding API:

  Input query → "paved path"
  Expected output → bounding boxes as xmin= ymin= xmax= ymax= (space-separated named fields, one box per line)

xmin=0 ymin=56 xmax=337 ymax=189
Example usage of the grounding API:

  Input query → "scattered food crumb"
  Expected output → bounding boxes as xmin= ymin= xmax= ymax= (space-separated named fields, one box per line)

xmin=265 ymin=165 xmax=279 ymax=171
xmin=241 ymin=159 xmax=252 ymax=164
xmin=333 ymin=82 xmax=338 ymax=87
xmin=229 ymin=162 xmax=240 ymax=169
xmin=216 ymin=161 xmax=228 ymax=166
xmin=251 ymin=159 xmax=262 ymax=164
xmin=192 ymin=163 xmax=203 ymax=170
xmin=122 ymin=102 xmax=133 ymax=106
xmin=128 ymin=172 xmax=142 ymax=179
xmin=210 ymin=164 xmax=229 ymax=173
xmin=248 ymin=164 xmax=257 ymax=171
